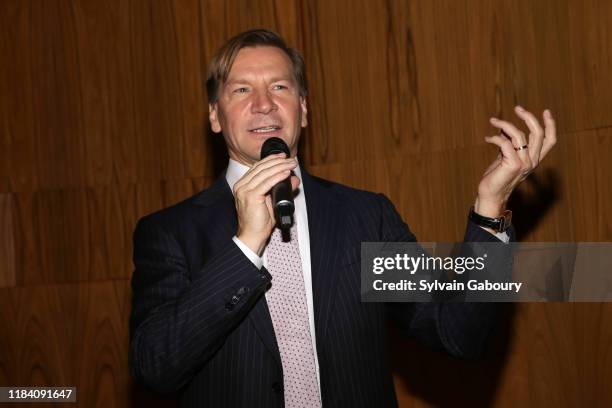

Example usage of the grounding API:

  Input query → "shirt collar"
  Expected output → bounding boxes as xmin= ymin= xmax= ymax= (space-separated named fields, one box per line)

xmin=225 ymin=157 xmax=302 ymax=195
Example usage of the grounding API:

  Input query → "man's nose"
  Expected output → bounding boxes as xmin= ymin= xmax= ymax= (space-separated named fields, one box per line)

xmin=251 ymin=90 xmax=277 ymax=114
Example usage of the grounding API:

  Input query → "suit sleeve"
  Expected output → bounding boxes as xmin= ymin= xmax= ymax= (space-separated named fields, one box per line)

xmin=378 ymin=194 xmax=514 ymax=358
xmin=128 ymin=216 xmax=272 ymax=394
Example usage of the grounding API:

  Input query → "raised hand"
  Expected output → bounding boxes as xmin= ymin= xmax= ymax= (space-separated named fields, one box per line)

xmin=474 ymin=106 xmax=557 ymax=218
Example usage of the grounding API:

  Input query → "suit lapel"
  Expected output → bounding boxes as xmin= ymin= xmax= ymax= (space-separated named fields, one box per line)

xmin=301 ymin=168 xmax=344 ymax=343
xmin=194 ymin=172 xmax=282 ymax=369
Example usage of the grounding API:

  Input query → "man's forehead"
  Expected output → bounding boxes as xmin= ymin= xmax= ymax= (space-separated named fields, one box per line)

xmin=225 ymin=46 xmax=294 ymax=82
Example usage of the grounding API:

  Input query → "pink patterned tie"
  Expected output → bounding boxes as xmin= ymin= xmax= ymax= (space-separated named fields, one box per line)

xmin=266 ymin=223 xmax=321 ymax=407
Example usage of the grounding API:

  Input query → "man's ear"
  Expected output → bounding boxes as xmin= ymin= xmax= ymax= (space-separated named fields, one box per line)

xmin=300 ymin=97 xmax=308 ymax=128
xmin=209 ymin=103 xmax=222 ymax=133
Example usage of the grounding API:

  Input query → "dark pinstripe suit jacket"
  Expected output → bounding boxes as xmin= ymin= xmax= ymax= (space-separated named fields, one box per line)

xmin=129 ymin=167 xmax=511 ymax=407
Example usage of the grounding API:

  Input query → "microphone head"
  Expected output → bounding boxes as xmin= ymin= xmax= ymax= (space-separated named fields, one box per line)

xmin=260 ymin=137 xmax=290 ymax=159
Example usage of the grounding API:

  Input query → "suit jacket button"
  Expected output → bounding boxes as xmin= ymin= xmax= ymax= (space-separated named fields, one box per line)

xmin=237 ymin=286 xmax=249 ymax=295
xmin=271 ymin=382 xmax=283 ymax=394
xmin=230 ymin=295 xmax=240 ymax=304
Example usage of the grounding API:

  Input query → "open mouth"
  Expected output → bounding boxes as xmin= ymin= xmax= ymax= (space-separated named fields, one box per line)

xmin=249 ymin=126 xmax=281 ymax=134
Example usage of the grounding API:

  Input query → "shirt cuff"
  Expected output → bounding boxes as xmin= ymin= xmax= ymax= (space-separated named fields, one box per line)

xmin=232 ymin=236 xmax=264 ymax=269
xmin=479 ymin=226 xmax=510 ymax=243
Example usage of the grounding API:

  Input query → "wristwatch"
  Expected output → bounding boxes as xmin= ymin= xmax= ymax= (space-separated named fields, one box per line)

xmin=468 ymin=206 xmax=512 ymax=233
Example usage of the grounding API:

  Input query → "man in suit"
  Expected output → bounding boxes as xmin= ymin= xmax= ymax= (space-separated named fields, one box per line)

xmin=129 ymin=29 xmax=557 ymax=407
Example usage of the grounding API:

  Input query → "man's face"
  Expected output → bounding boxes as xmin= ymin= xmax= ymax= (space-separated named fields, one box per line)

xmin=209 ymin=46 xmax=308 ymax=166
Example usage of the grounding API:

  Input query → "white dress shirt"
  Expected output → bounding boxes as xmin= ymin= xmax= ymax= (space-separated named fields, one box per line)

xmin=225 ymin=158 xmax=322 ymax=394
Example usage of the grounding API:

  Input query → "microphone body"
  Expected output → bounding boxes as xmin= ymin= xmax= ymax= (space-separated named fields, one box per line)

xmin=260 ymin=137 xmax=295 ymax=230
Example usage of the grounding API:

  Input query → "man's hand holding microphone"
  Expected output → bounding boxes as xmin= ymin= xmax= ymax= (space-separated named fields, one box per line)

xmin=233 ymin=152 xmax=300 ymax=256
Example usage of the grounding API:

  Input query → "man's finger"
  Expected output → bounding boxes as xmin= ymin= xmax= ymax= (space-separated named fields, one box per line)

xmin=248 ymin=168 xmax=295 ymax=197
xmin=513 ymin=106 xmax=544 ymax=165
xmin=540 ymin=109 xmax=557 ymax=159
xmin=235 ymin=154 xmax=291 ymax=190
xmin=484 ymin=135 xmax=522 ymax=172
xmin=490 ymin=117 xmax=528 ymax=147
xmin=502 ymin=128 xmax=532 ymax=168
xmin=490 ymin=117 xmax=532 ymax=169
xmin=240 ymin=170 xmax=291 ymax=202
xmin=238 ymin=153 xmax=286 ymax=184
xmin=234 ymin=153 xmax=284 ymax=190
xmin=243 ymin=161 xmax=297 ymax=194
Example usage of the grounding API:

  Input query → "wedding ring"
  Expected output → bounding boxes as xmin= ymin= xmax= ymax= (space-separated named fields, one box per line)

xmin=514 ymin=144 xmax=528 ymax=151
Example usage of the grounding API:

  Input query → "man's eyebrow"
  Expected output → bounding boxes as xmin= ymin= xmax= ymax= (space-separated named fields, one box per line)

xmin=224 ymin=78 xmax=250 ymax=86
xmin=269 ymin=76 xmax=295 ymax=83
xmin=224 ymin=75 xmax=295 ymax=86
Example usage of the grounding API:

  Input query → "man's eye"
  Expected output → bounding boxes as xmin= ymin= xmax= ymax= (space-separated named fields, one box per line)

xmin=234 ymin=87 xmax=248 ymax=94
xmin=273 ymin=85 xmax=287 ymax=90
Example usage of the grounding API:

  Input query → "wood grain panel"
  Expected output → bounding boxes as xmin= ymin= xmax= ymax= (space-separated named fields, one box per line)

xmin=29 ymin=0 xmax=88 ymax=191
xmin=173 ymin=0 xmax=208 ymax=179
xmin=298 ymin=0 xmax=607 ymax=167
xmin=1 ymin=0 xmax=612 ymax=407
xmin=564 ymin=128 xmax=612 ymax=241
xmin=0 ymin=279 xmax=177 ymax=407
xmin=9 ymin=192 xmax=42 ymax=287
xmin=391 ymin=303 xmax=612 ymax=408
xmin=0 ymin=194 xmax=16 ymax=288
xmin=1 ymin=1 xmax=39 ymax=193
xmin=71 ymin=0 xmax=116 ymax=188
xmin=298 ymin=0 xmax=395 ymax=165
xmin=9 ymin=177 xmax=211 ymax=286
xmin=568 ymin=0 xmax=612 ymax=131
xmin=508 ymin=303 xmax=612 ymax=408
xmin=127 ymin=1 xmax=185 ymax=184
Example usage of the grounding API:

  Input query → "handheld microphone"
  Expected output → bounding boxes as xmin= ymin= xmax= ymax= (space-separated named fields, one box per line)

xmin=260 ymin=137 xmax=295 ymax=231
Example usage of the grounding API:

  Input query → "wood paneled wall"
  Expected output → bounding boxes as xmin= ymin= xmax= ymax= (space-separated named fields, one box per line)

xmin=1 ymin=0 xmax=611 ymax=406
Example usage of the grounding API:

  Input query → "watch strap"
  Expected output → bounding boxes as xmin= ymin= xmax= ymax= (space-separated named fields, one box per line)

xmin=468 ymin=206 xmax=512 ymax=233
